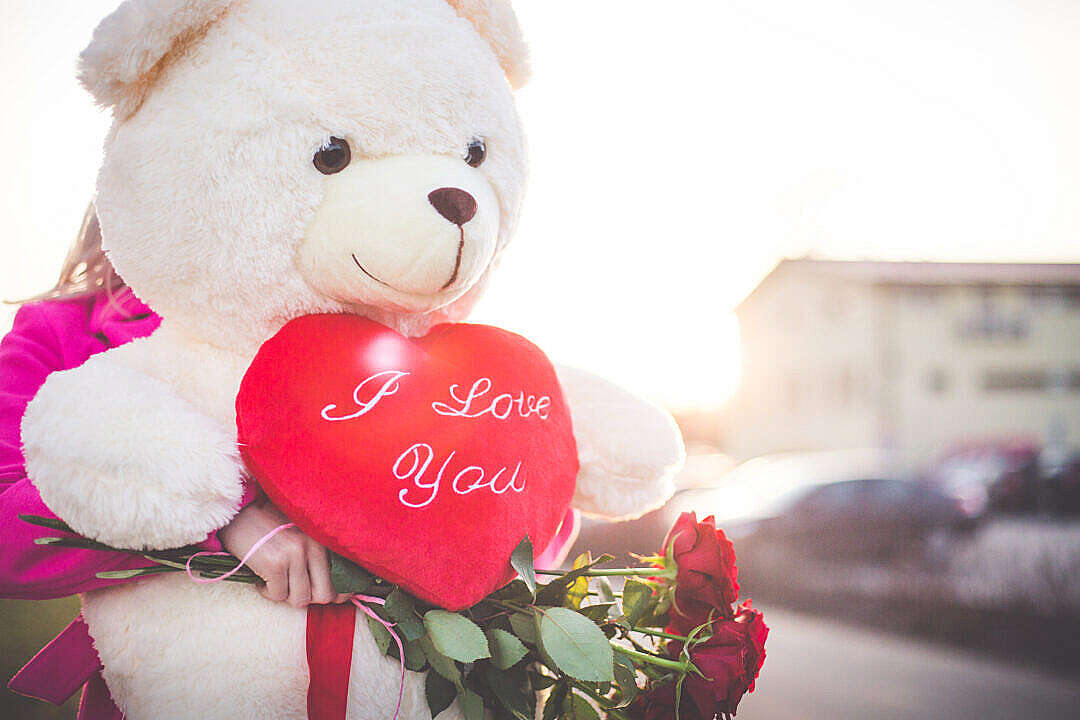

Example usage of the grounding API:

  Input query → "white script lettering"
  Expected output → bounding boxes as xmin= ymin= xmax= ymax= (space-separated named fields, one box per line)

xmin=432 ymin=378 xmax=551 ymax=421
xmin=394 ymin=442 xmax=526 ymax=509
xmin=321 ymin=370 xmax=409 ymax=422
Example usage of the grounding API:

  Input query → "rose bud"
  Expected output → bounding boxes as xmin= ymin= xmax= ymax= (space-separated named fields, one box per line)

xmin=683 ymin=601 xmax=768 ymax=718
xmin=660 ymin=512 xmax=739 ymax=635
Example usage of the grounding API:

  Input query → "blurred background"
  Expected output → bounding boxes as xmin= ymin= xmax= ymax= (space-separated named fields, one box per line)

xmin=3 ymin=0 xmax=1080 ymax=718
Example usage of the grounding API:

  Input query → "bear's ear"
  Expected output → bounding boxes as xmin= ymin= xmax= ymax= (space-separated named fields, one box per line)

xmin=445 ymin=0 xmax=530 ymax=89
xmin=79 ymin=0 xmax=235 ymax=119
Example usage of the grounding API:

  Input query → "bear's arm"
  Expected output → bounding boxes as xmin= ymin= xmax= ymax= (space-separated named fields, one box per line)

xmin=555 ymin=364 xmax=684 ymax=520
xmin=20 ymin=350 xmax=246 ymax=550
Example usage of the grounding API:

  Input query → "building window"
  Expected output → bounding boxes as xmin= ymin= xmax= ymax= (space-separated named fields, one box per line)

xmin=926 ymin=367 xmax=950 ymax=395
xmin=958 ymin=318 xmax=1029 ymax=341
xmin=958 ymin=288 xmax=1029 ymax=341
xmin=1028 ymin=285 xmax=1080 ymax=309
xmin=906 ymin=286 xmax=943 ymax=305
xmin=984 ymin=369 xmax=1049 ymax=390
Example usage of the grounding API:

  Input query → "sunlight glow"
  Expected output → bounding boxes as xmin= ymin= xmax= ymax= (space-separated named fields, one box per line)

xmin=3 ymin=1 xmax=1079 ymax=410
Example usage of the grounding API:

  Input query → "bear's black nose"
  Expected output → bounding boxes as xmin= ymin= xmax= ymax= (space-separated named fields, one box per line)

xmin=428 ymin=187 xmax=478 ymax=226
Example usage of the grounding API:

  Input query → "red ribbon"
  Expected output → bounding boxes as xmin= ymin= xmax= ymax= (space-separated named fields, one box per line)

xmin=306 ymin=603 xmax=357 ymax=720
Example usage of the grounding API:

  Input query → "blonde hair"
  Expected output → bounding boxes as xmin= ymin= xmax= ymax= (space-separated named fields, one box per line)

xmin=23 ymin=205 xmax=126 ymax=304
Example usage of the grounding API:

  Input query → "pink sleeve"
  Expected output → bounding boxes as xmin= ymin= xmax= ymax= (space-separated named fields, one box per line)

xmin=0 ymin=302 xmax=249 ymax=600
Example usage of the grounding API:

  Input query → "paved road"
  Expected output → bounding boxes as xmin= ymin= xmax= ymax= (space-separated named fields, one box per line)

xmin=736 ymin=608 xmax=1080 ymax=720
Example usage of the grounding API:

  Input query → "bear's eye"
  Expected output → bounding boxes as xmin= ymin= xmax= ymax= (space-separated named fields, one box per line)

xmin=313 ymin=137 xmax=352 ymax=175
xmin=465 ymin=139 xmax=487 ymax=168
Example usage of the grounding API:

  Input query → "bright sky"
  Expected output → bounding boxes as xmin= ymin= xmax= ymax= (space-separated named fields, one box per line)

xmin=2 ymin=1 xmax=1079 ymax=410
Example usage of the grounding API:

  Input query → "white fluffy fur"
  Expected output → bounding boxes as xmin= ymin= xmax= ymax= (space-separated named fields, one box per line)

xmin=19 ymin=0 xmax=685 ymax=716
xmin=22 ymin=348 xmax=245 ymax=550
xmin=556 ymin=365 xmax=683 ymax=519
xmin=447 ymin=0 xmax=531 ymax=89
xmin=79 ymin=0 xmax=236 ymax=118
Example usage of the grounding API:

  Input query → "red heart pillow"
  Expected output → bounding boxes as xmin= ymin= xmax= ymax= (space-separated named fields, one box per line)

xmin=236 ymin=315 xmax=578 ymax=610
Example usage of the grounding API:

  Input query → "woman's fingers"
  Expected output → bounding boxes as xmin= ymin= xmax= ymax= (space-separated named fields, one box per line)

xmin=257 ymin=549 xmax=290 ymax=603
xmin=286 ymin=539 xmax=312 ymax=608
xmin=219 ymin=501 xmax=352 ymax=609
xmin=307 ymin=542 xmax=337 ymax=605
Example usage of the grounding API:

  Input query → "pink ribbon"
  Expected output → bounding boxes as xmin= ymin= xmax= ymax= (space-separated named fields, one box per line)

xmin=351 ymin=595 xmax=405 ymax=720
xmin=184 ymin=523 xmax=406 ymax=720
xmin=184 ymin=521 xmax=296 ymax=583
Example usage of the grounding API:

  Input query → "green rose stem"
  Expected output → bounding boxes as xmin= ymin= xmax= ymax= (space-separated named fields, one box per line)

xmin=629 ymin=627 xmax=691 ymax=642
xmin=535 ymin=567 xmax=677 ymax=579
xmin=613 ymin=646 xmax=691 ymax=674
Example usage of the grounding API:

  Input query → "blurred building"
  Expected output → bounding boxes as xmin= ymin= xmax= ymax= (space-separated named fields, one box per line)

xmin=728 ymin=258 xmax=1080 ymax=468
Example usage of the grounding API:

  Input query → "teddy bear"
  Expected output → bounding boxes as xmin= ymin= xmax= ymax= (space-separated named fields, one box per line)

xmin=19 ymin=0 xmax=685 ymax=718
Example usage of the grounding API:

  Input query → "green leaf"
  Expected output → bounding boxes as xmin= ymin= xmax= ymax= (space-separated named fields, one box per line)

xmin=483 ymin=665 xmax=534 ymax=720
xmin=566 ymin=553 xmax=592 ymax=609
xmin=96 ymin=566 xmax=175 ymax=580
xmin=487 ymin=628 xmax=529 ymax=670
xmin=535 ymin=583 xmax=566 ymax=607
xmin=18 ymin=514 xmax=75 ymax=533
xmin=34 ymin=536 xmax=115 ymax=552
xmin=424 ymin=610 xmax=491 ymax=663
xmin=622 ymin=579 xmax=655 ymax=627
xmin=385 ymin=589 xmax=426 ymax=642
xmin=538 ymin=608 xmax=614 ymax=682
xmin=509 ymin=611 xmax=539 ymax=645
xmin=491 ymin=579 xmax=535 ymax=605
xmin=529 ymin=672 xmax=557 ymax=691
xmin=612 ymin=654 xmax=639 ymax=708
xmin=510 ymin=536 xmax=537 ymax=598
xmin=542 ymin=681 xmax=569 ymax=720
xmin=366 ymin=616 xmax=393 ymax=656
xmin=636 ymin=608 xmax=671 ymax=629
xmin=460 ymin=688 xmax=484 ymax=720
xmin=563 ymin=691 xmax=601 ymax=720
xmin=402 ymin=639 xmax=427 ymax=672
xmin=597 ymin=578 xmax=616 ymax=603
xmin=426 ymin=671 xmax=457 ymax=718
xmin=419 ymin=636 xmax=462 ymax=685
xmin=329 ymin=553 xmax=375 ymax=594
xmin=580 ymin=603 xmax=615 ymax=623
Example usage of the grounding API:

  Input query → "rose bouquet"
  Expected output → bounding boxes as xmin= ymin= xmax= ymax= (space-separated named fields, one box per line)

xmin=22 ymin=511 xmax=766 ymax=719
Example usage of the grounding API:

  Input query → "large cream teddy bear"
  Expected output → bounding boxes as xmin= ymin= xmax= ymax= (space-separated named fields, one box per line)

xmin=20 ymin=0 xmax=684 ymax=718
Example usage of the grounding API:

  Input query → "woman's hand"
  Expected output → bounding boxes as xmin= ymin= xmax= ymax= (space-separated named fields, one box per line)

xmin=219 ymin=499 xmax=351 ymax=608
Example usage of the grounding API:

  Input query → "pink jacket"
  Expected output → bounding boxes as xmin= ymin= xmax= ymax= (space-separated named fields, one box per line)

xmin=1 ymin=290 xmax=164 ymax=599
xmin=0 ymin=289 xmax=227 ymax=719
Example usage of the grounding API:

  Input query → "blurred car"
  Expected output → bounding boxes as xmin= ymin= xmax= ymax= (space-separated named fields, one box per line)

xmin=926 ymin=440 xmax=1041 ymax=513
xmin=726 ymin=476 xmax=983 ymax=561
xmin=1036 ymin=449 xmax=1080 ymax=515
xmin=572 ymin=449 xmax=982 ymax=563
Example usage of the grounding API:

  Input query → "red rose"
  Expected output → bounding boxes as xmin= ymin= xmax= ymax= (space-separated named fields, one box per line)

xmin=683 ymin=601 xmax=768 ymax=717
xmin=633 ymin=685 xmax=681 ymax=720
xmin=635 ymin=683 xmax=712 ymax=720
xmin=661 ymin=512 xmax=739 ymax=635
